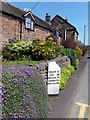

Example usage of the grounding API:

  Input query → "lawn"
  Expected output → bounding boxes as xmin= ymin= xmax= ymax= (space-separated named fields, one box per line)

xmin=2 ymin=60 xmax=44 ymax=66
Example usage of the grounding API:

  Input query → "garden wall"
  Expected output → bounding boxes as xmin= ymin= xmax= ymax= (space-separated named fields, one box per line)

xmin=30 ymin=56 xmax=70 ymax=85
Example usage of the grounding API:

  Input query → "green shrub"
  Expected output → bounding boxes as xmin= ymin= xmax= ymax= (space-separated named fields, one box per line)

xmin=31 ymin=39 xmax=41 ymax=48
xmin=32 ymin=39 xmax=64 ymax=60
xmin=2 ymin=41 xmax=32 ymax=60
xmin=1 ymin=65 xmax=48 ymax=118
xmin=60 ymin=65 xmax=75 ymax=90
xmin=60 ymin=48 xmax=80 ymax=59
xmin=60 ymin=48 xmax=80 ymax=69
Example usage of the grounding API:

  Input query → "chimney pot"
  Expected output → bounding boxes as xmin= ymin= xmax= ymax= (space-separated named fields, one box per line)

xmin=45 ymin=12 xmax=51 ymax=24
xmin=46 ymin=12 xmax=48 ymax=16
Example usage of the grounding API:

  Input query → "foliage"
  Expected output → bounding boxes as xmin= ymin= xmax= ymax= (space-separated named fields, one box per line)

xmin=60 ymin=48 xmax=80 ymax=69
xmin=75 ymin=46 xmax=83 ymax=56
xmin=2 ymin=41 xmax=32 ymax=60
xmin=1 ymin=65 xmax=48 ymax=118
xmin=2 ymin=38 xmax=64 ymax=61
xmin=2 ymin=60 xmax=44 ymax=67
xmin=62 ymin=39 xmax=77 ymax=49
xmin=60 ymin=65 xmax=75 ymax=90
xmin=32 ymin=39 xmax=64 ymax=60
xmin=47 ymin=37 xmax=53 ymax=41
xmin=79 ymin=45 xmax=87 ymax=56
xmin=60 ymin=48 xmax=80 ymax=59
xmin=31 ymin=39 xmax=41 ymax=48
xmin=76 ymin=59 xmax=79 ymax=66
xmin=2 ymin=38 xmax=81 ymax=63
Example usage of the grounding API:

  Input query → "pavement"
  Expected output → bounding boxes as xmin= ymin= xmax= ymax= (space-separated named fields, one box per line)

xmin=47 ymin=55 xmax=88 ymax=118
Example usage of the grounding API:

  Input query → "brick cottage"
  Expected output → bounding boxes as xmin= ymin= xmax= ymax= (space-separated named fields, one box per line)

xmin=0 ymin=1 xmax=79 ymax=50
xmin=0 ymin=2 xmax=62 ymax=49
xmin=51 ymin=15 xmax=79 ymax=48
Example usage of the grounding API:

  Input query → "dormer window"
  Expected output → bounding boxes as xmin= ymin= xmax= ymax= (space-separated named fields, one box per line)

xmin=25 ymin=17 xmax=34 ymax=30
xmin=24 ymin=11 xmax=35 ymax=31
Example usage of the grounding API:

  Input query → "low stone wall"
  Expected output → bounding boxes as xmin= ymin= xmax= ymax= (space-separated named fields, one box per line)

xmin=30 ymin=56 xmax=71 ymax=85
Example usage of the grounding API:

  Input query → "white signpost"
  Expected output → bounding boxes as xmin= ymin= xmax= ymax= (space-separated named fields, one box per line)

xmin=48 ymin=61 xmax=61 ymax=95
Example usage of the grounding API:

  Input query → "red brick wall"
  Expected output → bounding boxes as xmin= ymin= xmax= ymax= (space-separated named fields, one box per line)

xmin=1 ymin=14 xmax=20 ymax=49
xmin=52 ymin=16 xmax=78 ymax=42
xmin=0 ymin=12 xmax=2 ymax=50
xmin=22 ymin=23 xmax=51 ymax=41
xmin=1 ymin=14 xmax=52 ymax=49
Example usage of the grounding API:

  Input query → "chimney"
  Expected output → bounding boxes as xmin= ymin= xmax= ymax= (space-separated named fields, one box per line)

xmin=45 ymin=12 xmax=51 ymax=25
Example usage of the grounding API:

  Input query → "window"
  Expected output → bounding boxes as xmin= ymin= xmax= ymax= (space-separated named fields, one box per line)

xmin=31 ymin=20 xmax=34 ymax=30
xmin=25 ymin=17 xmax=34 ymax=30
xmin=56 ymin=31 xmax=59 ymax=37
xmin=64 ymin=29 xmax=66 ymax=41
xmin=74 ymin=32 xmax=77 ymax=42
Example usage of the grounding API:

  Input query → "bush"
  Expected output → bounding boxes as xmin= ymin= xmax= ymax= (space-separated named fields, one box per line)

xmin=76 ymin=58 xmax=79 ymax=66
xmin=60 ymin=65 xmax=75 ymax=90
xmin=62 ymin=39 xmax=77 ymax=49
xmin=32 ymin=39 xmax=64 ymax=60
xmin=79 ymin=45 xmax=87 ymax=56
xmin=60 ymin=48 xmax=80 ymax=59
xmin=60 ymin=48 xmax=80 ymax=69
xmin=75 ymin=46 xmax=83 ymax=56
xmin=1 ymin=65 xmax=48 ymax=118
xmin=2 ymin=41 xmax=32 ymax=60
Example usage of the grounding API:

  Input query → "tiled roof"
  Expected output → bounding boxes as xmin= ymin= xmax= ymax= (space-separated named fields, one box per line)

xmin=51 ymin=15 xmax=79 ymax=34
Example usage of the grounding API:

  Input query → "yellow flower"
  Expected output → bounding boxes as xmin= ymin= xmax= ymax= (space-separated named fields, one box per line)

xmin=39 ymin=41 xmax=46 ymax=45
xmin=48 ymin=37 xmax=53 ymax=41
xmin=76 ymin=46 xmax=83 ymax=55
xmin=76 ymin=59 xmax=79 ymax=65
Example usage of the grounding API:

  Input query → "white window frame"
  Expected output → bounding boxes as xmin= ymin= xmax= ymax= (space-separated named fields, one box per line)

xmin=25 ymin=17 xmax=34 ymax=30
xmin=74 ymin=32 xmax=77 ymax=42
xmin=56 ymin=31 xmax=59 ymax=37
xmin=65 ymin=29 xmax=66 ymax=41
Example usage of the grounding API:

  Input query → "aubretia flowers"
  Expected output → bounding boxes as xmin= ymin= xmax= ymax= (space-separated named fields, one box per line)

xmin=19 ymin=66 xmax=35 ymax=78
xmin=1 ymin=65 xmax=48 ymax=118
xmin=0 ymin=66 xmax=2 ymax=70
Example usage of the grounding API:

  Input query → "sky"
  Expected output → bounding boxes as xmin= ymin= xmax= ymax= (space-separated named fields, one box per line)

xmin=9 ymin=2 xmax=88 ymax=45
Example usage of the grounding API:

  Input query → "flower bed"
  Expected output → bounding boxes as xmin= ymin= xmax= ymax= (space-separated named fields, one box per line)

xmin=2 ymin=38 xmax=82 ymax=70
xmin=1 ymin=65 xmax=48 ymax=118
xmin=60 ymin=65 xmax=75 ymax=90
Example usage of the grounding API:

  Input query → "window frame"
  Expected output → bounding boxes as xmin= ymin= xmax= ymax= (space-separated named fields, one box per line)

xmin=25 ymin=17 xmax=34 ymax=31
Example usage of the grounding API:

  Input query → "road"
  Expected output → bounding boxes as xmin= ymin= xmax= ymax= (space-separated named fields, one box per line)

xmin=48 ymin=54 xmax=89 ymax=118
xmin=69 ymin=54 xmax=89 ymax=118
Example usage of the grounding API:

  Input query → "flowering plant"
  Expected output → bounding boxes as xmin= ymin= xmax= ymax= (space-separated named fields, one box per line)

xmin=1 ymin=65 xmax=48 ymax=118
xmin=76 ymin=46 xmax=83 ymax=56
xmin=60 ymin=65 xmax=75 ymax=90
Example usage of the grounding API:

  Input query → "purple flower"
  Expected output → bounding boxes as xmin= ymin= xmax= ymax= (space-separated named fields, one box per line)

xmin=0 ymin=83 xmax=4 ymax=89
xmin=0 ymin=90 xmax=3 ymax=95
xmin=0 ymin=97 xmax=4 ymax=103
xmin=0 ymin=66 xmax=2 ymax=70
xmin=13 ymin=115 xmax=18 ymax=118
xmin=19 ymin=66 xmax=35 ymax=78
xmin=0 ymin=74 xmax=2 ymax=80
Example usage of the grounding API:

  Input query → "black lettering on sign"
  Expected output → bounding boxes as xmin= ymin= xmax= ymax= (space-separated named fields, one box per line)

xmin=57 ymin=74 xmax=59 ymax=76
xmin=48 ymin=82 xmax=59 ymax=85
xmin=57 ymin=77 xmax=60 ymax=78
xmin=49 ymin=71 xmax=56 ymax=73
xmin=48 ymin=77 xmax=56 ymax=79
xmin=49 ymin=74 xmax=54 ymax=76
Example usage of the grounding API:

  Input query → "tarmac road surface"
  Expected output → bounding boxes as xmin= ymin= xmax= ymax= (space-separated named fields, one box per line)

xmin=48 ymin=55 xmax=89 ymax=118
xmin=69 ymin=58 xmax=89 ymax=118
